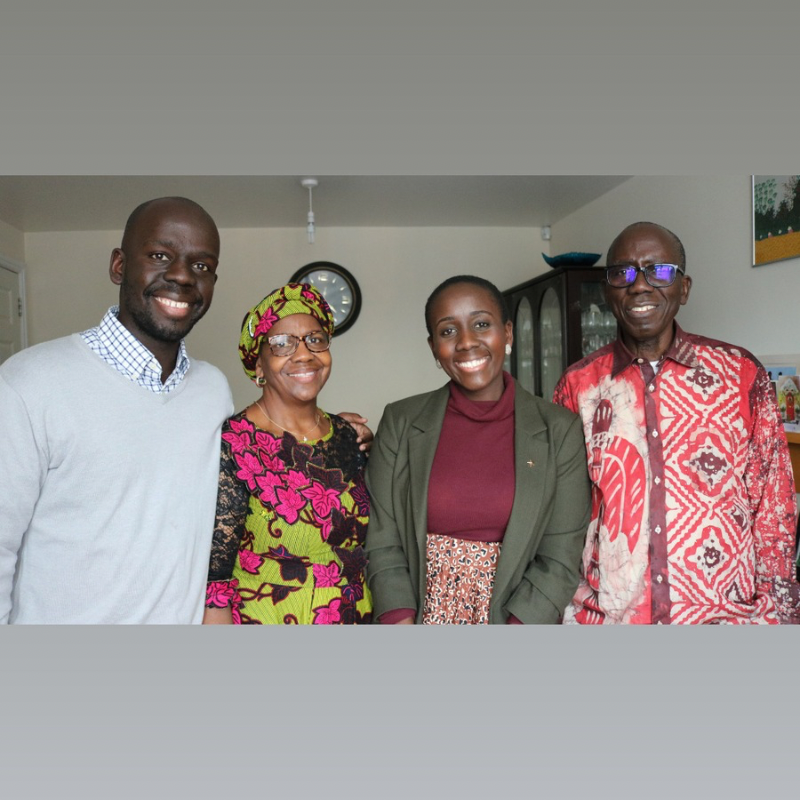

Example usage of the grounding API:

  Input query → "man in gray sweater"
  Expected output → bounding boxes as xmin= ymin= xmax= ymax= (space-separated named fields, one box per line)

xmin=0 ymin=197 xmax=233 ymax=623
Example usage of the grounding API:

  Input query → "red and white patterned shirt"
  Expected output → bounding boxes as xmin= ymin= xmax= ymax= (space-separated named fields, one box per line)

xmin=553 ymin=324 xmax=799 ymax=624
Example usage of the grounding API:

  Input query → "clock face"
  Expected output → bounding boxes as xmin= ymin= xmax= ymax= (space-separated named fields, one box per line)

xmin=290 ymin=262 xmax=362 ymax=336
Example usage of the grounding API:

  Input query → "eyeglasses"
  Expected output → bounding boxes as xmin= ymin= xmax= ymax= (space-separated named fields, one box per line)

xmin=606 ymin=263 xmax=685 ymax=288
xmin=266 ymin=331 xmax=331 ymax=357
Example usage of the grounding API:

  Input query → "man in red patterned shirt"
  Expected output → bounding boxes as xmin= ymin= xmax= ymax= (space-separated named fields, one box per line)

xmin=554 ymin=221 xmax=799 ymax=624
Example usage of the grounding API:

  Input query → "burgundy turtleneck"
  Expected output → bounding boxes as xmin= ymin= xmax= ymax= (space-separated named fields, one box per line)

xmin=426 ymin=371 xmax=516 ymax=542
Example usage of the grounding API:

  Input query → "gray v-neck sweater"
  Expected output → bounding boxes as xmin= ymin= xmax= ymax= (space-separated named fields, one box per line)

xmin=0 ymin=334 xmax=233 ymax=623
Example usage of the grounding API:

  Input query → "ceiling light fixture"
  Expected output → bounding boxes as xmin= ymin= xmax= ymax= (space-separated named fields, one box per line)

xmin=301 ymin=178 xmax=318 ymax=243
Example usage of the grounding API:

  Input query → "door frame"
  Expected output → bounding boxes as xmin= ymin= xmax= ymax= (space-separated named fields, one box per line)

xmin=0 ymin=253 xmax=28 ymax=352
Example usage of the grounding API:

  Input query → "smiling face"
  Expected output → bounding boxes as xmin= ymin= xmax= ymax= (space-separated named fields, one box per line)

xmin=255 ymin=313 xmax=332 ymax=408
xmin=604 ymin=223 xmax=692 ymax=360
xmin=427 ymin=282 xmax=512 ymax=402
xmin=109 ymin=198 xmax=220 ymax=356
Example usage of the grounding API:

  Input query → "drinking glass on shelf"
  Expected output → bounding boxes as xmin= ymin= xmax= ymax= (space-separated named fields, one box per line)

xmin=586 ymin=304 xmax=602 ymax=334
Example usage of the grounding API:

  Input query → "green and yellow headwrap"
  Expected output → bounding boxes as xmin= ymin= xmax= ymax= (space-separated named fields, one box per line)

xmin=238 ymin=282 xmax=335 ymax=379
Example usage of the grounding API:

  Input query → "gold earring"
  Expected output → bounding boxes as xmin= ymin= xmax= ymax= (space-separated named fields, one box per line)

xmin=255 ymin=376 xmax=266 ymax=386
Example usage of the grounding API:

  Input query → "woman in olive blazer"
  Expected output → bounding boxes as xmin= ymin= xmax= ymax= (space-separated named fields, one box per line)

xmin=364 ymin=276 xmax=591 ymax=624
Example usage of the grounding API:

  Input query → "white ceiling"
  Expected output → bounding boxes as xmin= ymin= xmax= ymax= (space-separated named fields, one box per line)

xmin=0 ymin=176 xmax=631 ymax=232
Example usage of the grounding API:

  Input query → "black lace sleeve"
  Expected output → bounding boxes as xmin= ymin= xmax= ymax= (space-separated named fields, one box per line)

xmin=320 ymin=414 xmax=367 ymax=481
xmin=207 ymin=429 xmax=250 ymax=582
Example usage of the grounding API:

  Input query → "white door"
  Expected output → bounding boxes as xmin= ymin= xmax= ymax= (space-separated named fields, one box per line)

xmin=0 ymin=266 xmax=23 ymax=365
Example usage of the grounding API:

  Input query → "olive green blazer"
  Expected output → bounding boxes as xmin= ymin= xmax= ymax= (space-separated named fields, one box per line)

xmin=364 ymin=381 xmax=591 ymax=624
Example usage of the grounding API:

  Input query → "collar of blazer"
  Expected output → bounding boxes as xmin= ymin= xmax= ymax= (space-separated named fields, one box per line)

xmin=411 ymin=380 xmax=547 ymax=434
xmin=407 ymin=380 xmax=550 ymax=434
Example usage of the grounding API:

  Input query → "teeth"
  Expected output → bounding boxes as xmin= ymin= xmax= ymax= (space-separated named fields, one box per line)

xmin=458 ymin=358 xmax=489 ymax=369
xmin=629 ymin=305 xmax=656 ymax=314
xmin=157 ymin=298 xmax=190 ymax=309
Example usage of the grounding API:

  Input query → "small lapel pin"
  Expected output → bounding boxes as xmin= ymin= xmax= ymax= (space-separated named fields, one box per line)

xmin=527 ymin=460 xmax=535 ymax=468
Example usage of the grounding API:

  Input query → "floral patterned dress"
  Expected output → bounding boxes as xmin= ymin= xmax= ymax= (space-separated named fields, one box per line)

xmin=206 ymin=411 xmax=372 ymax=624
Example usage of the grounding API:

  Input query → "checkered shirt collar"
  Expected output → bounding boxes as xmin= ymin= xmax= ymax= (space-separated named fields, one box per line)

xmin=84 ymin=306 xmax=190 ymax=391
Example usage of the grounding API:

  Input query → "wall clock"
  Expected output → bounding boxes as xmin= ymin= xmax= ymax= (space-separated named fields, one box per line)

xmin=290 ymin=262 xmax=362 ymax=336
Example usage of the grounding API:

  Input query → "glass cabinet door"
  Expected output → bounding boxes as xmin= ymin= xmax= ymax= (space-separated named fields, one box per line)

xmin=514 ymin=297 xmax=534 ymax=394
xmin=579 ymin=281 xmax=616 ymax=357
xmin=504 ymin=266 xmax=610 ymax=397
xmin=539 ymin=287 xmax=563 ymax=400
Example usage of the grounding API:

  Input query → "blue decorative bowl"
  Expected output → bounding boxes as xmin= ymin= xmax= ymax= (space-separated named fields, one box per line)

xmin=542 ymin=251 xmax=602 ymax=268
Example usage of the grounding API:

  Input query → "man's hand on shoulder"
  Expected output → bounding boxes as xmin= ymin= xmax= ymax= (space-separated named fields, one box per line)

xmin=338 ymin=412 xmax=374 ymax=453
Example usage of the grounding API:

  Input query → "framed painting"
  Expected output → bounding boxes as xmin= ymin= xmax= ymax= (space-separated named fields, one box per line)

xmin=753 ymin=175 xmax=800 ymax=266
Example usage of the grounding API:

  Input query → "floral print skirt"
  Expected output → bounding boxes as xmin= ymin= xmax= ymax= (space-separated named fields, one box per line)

xmin=422 ymin=534 xmax=501 ymax=625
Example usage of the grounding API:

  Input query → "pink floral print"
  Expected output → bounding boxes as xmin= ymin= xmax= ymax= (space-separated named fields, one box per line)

xmin=302 ymin=482 xmax=342 ymax=517
xmin=235 ymin=451 xmax=263 ymax=490
xmin=312 ymin=598 xmax=342 ymax=624
xmin=238 ymin=549 xmax=264 ymax=575
xmin=313 ymin=561 xmax=341 ymax=587
xmin=275 ymin=486 xmax=305 ymax=524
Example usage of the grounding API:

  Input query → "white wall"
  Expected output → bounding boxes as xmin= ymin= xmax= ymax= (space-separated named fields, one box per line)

xmin=23 ymin=230 xmax=121 ymax=345
xmin=0 ymin=218 xmax=24 ymax=264
xmin=23 ymin=225 xmax=545 ymax=424
xmin=550 ymin=175 xmax=797 ymax=359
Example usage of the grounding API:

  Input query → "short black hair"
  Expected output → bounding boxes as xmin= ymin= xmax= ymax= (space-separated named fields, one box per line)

xmin=425 ymin=274 xmax=510 ymax=336
xmin=607 ymin=221 xmax=686 ymax=270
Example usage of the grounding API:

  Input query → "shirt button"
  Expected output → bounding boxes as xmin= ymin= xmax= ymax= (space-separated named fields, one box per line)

xmin=637 ymin=358 xmax=644 ymax=363
xmin=654 ymin=476 xmax=661 ymax=485
xmin=655 ymin=526 xmax=662 ymax=534
xmin=652 ymin=430 xmax=658 ymax=437
xmin=649 ymin=384 xmax=655 ymax=391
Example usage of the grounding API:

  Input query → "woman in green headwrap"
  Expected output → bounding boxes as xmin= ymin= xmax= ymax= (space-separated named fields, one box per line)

xmin=203 ymin=283 xmax=372 ymax=624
